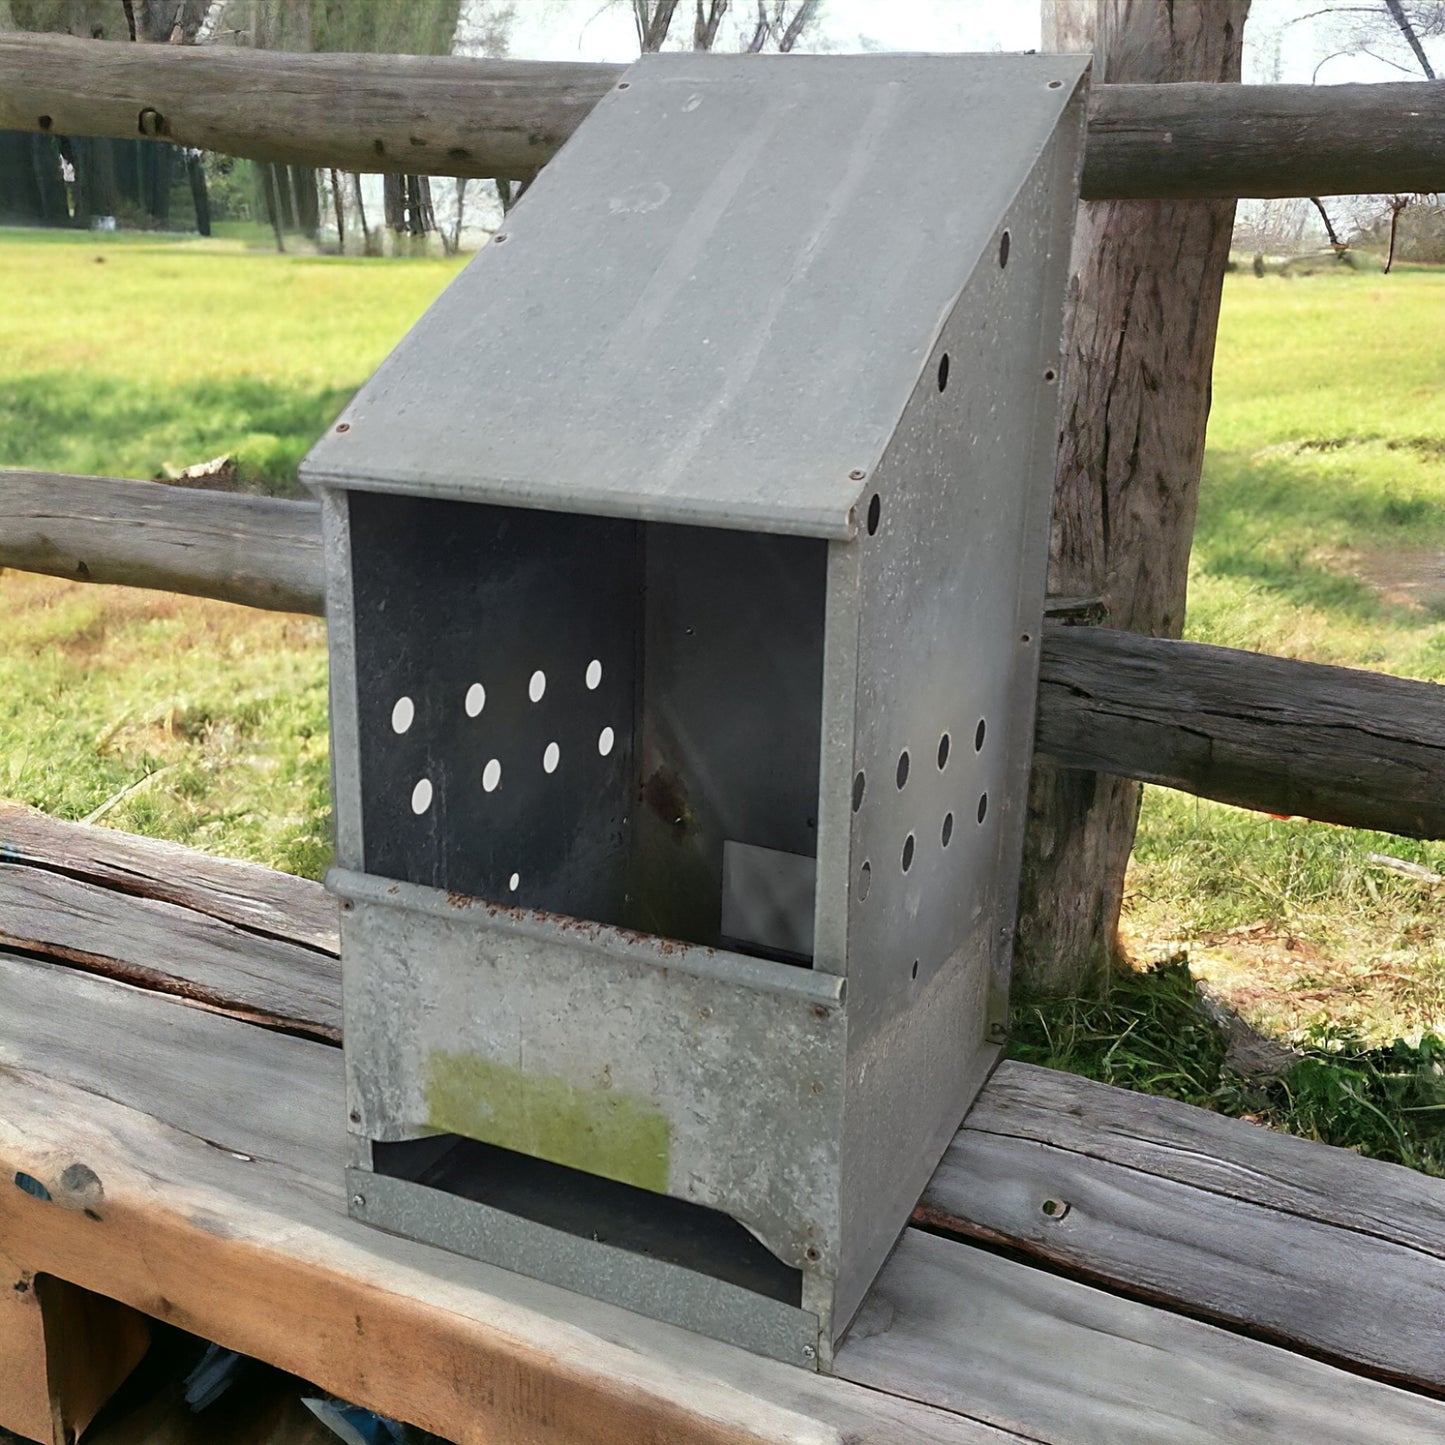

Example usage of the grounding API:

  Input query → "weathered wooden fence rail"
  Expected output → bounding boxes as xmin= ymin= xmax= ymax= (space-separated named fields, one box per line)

xmin=5 ymin=468 xmax=1441 ymax=841
xmin=2 ymin=32 xmax=1443 ymax=200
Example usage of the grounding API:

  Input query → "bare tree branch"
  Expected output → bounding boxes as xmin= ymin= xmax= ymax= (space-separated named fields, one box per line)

xmin=1386 ymin=0 xmax=1438 ymax=75
xmin=1310 ymin=195 xmax=1346 ymax=250
xmin=777 ymin=0 xmax=818 ymax=51
xmin=633 ymin=0 xmax=679 ymax=51
xmin=693 ymin=0 xmax=728 ymax=49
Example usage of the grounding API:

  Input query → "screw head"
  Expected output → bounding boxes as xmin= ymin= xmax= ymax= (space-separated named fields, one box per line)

xmin=335 ymin=422 xmax=350 ymax=433
xmin=848 ymin=468 xmax=866 ymax=481
xmin=351 ymin=1193 xmax=366 ymax=1211
xmin=802 ymin=1344 xmax=817 ymax=1361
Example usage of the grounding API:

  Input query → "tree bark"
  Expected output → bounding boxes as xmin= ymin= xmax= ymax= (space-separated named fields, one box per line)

xmin=1014 ymin=0 xmax=1248 ymax=998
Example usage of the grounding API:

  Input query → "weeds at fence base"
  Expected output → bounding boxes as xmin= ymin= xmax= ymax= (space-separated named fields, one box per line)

xmin=1011 ymin=960 xmax=1445 ymax=1176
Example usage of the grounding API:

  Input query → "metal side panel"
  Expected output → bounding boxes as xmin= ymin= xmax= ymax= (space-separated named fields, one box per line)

xmin=300 ymin=53 xmax=1092 ymax=540
xmin=347 ymin=1169 xmax=822 ymax=1368
xmin=832 ymin=86 xmax=1089 ymax=1336
xmin=332 ymin=870 xmax=846 ymax=1283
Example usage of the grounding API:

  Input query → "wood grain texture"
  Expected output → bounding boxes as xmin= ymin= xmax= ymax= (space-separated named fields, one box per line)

xmin=915 ymin=1060 xmax=1445 ymax=1390
xmin=0 ymin=470 xmax=323 ymax=615
xmin=836 ymin=1229 xmax=1445 ymax=1445
xmin=1036 ymin=625 xmax=1445 ymax=838
xmin=0 ymin=804 xmax=338 ymax=954
xmin=0 ymin=860 xmax=340 ymax=1040
xmin=0 ymin=955 xmax=1020 ymax=1445
xmin=1016 ymin=0 xmax=1247 ymax=996
xmin=0 ymin=1240 xmax=51 ymax=1445
xmin=1 ymin=33 xmax=1442 ymax=199
xmin=36 ymin=1274 xmax=151 ymax=1445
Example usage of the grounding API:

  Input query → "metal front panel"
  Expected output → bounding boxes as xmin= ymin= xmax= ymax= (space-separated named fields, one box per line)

xmin=636 ymin=525 xmax=826 ymax=950
xmin=301 ymin=53 xmax=1092 ymax=541
xmin=334 ymin=870 xmax=846 ymax=1280
xmin=346 ymin=492 xmax=638 ymax=924
xmin=831 ymin=96 xmax=1089 ymax=1335
xmin=347 ymin=1169 xmax=822 ymax=1368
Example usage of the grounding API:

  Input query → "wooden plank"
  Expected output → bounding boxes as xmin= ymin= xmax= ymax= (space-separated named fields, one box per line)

xmin=0 ymin=857 xmax=339 ymax=1041
xmin=0 ymin=803 xmax=338 ymax=953
xmin=836 ymin=1229 xmax=1445 ymax=1445
xmin=0 ymin=955 xmax=1021 ymax=1445
xmin=0 ymin=471 xmax=323 ymax=615
xmin=35 ymin=1275 xmax=151 ymax=1445
xmin=8 ymin=953 xmax=1445 ymax=1445
xmin=0 ymin=1239 xmax=51 ymax=1444
xmin=1036 ymin=625 xmax=1445 ymax=839
xmin=1 ymin=34 xmax=1443 ymax=200
xmin=916 ymin=1061 xmax=1445 ymax=1392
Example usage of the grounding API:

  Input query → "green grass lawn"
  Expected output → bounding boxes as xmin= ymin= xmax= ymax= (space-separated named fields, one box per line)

xmin=0 ymin=225 xmax=464 ymax=492
xmin=3 ymin=230 xmax=1443 ymax=1168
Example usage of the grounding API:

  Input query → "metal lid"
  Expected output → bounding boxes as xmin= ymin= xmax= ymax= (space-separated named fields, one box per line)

xmin=301 ymin=51 xmax=1088 ymax=539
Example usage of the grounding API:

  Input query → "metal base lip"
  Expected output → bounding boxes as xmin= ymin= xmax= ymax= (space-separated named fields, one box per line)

xmin=347 ymin=1167 xmax=823 ymax=1370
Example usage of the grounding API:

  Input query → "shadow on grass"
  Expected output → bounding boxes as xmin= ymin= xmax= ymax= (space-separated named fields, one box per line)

xmin=0 ymin=372 xmax=355 ymax=496
xmin=1193 ymin=445 xmax=1445 ymax=624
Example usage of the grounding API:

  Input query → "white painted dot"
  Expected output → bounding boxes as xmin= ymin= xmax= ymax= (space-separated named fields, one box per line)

xmin=410 ymin=778 xmax=432 ymax=814
xmin=598 ymin=726 xmax=615 ymax=757
xmin=508 ymin=872 xmax=520 ymax=892
xmin=391 ymin=696 xmax=415 ymax=734
xmin=543 ymin=741 xmax=560 ymax=774
xmin=529 ymin=670 xmax=547 ymax=703
xmin=482 ymin=758 xmax=502 ymax=792
xmin=585 ymin=659 xmax=603 ymax=690
xmin=465 ymin=683 xmax=486 ymax=717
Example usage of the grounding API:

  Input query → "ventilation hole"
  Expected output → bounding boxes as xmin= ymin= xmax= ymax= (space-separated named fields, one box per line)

xmin=911 ymin=959 xmax=919 ymax=980
xmin=998 ymin=230 xmax=1011 ymax=268
xmin=858 ymin=861 xmax=872 ymax=901
xmin=585 ymin=659 xmax=603 ymax=690
xmin=482 ymin=758 xmax=502 ymax=793
xmin=410 ymin=778 xmax=432 ymax=815
xmin=942 ymin=812 xmax=954 ymax=847
xmin=465 ymin=682 xmax=486 ymax=717
xmin=936 ymin=353 xmax=950 ymax=392
xmin=977 ymin=793 xmax=989 ymax=824
xmin=975 ymin=718 xmax=986 ymax=752
xmin=390 ymin=696 xmax=414 ymax=734
xmin=543 ymin=741 xmax=560 ymax=774
xmin=896 ymin=751 xmax=910 ymax=789
xmin=508 ymin=872 xmax=520 ymax=892
xmin=528 ymin=670 xmax=547 ymax=703
xmin=866 ymin=493 xmax=881 ymax=535
xmin=937 ymin=733 xmax=950 ymax=770
xmin=902 ymin=834 xmax=915 ymax=872
xmin=852 ymin=770 xmax=866 ymax=812
xmin=598 ymin=726 xmax=615 ymax=757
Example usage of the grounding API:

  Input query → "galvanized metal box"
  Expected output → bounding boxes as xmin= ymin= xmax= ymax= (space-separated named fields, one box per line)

xmin=302 ymin=51 xmax=1088 ymax=1369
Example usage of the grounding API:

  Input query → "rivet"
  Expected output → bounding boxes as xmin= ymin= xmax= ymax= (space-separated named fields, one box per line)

xmin=848 ymin=468 xmax=866 ymax=481
xmin=335 ymin=422 xmax=350 ymax=433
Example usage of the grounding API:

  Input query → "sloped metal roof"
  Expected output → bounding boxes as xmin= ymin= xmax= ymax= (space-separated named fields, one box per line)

xmin=302 ymin=51 xmax=1088 ymax=538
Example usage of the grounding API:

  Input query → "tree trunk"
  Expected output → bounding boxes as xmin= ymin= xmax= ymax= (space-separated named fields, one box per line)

xmin=186 ymin=149 xmax=210 ymax=234
xmin=351 ymin=172 xmax=374 ymax=254
xmin=328 ymin=166 xmax=344 ymax=253
xmin=289 ymin=163 xmax=319 ymax=237
xmin=1014 ymin=0 xmax=1248 ymax=998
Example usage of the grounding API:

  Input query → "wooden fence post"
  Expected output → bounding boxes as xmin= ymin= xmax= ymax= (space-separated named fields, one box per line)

xmin=1014 ymin=0 xmax=1249 ymax=997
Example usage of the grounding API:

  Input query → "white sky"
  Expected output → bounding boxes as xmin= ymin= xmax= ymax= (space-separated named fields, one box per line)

xmin=458 ymin=0 xmax=1444 ymax=82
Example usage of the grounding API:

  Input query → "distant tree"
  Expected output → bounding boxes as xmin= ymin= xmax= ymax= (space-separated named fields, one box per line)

xmin=628 ymin=0 xmax=821 ymax=52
